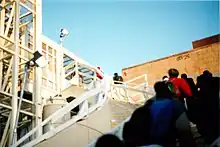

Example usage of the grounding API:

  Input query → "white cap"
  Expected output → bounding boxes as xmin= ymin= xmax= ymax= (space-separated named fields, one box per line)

xmin=163 ymin=77 xmax=169 ymax=81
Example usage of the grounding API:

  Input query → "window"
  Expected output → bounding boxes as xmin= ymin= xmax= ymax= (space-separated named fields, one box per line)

xmin=48 ymin=55 xmax=53 ymax=72
xmin=54 ymin=49 xmax=56 ymax=56
xmin=28 ymin=43 xmax=33 ymax=50
xmin=48 ymin=46 xmax=53 ymax=54
xmin=42 ymin=68 xmax=47 ymax=77
xmin=42 ymin=43 xmax=47 ymax=52
xmin=54 ymin=58 xmax=56 ymax=73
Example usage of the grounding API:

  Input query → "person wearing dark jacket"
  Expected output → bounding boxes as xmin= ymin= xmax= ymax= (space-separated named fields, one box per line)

xmin=196 ymin=70 xmax=219 ymax=144
xmin=180 ymin=73 xmax=199 ymax=123
xmin=113 ymin=73 xmax=123 ymax=84
xmin=181 ymin=73 xmax=197 ymax=96
xmin=123 ymin=81 xmax=196 ymax=147
xmin=95 ymin=134 xmax=124 ymax=147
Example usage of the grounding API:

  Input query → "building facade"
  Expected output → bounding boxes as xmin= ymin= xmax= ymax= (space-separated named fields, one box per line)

xmin=122 ymin=34 xmax=220 ymax=86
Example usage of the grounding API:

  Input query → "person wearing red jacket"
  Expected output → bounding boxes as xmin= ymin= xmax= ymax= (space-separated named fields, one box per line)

xmin=168 ymin=68 xmax=192 ymax=102
xmin=96 ymin=66 xmax=103 ymax=80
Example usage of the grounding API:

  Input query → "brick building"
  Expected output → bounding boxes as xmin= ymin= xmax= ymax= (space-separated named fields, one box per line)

xmin=122 ymin=34 xmax=220 ymax=86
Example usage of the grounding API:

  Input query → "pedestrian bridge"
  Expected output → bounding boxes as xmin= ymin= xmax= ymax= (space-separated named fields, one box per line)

xmin=0 ymin=1 xmax=155 ymax=146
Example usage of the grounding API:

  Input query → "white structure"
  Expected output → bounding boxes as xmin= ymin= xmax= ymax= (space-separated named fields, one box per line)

xmin=0 ymin=1 xmax=152 ymax=147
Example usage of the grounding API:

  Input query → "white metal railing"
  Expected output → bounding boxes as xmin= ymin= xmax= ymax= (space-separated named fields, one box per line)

xmin=16 ymin=69 xmax=150 ymax=146
xmin=86 ymin=75 xmax=154 ymax=147
xmin=63 ymin=60 xmax=103 ymax=91
xmin=15 ymin=51 xmax=107 ymax=146
xmin=110 ymin=74 xmax=155 ymax=104
xmin=110 ymin=83 xmax=152 ymax=103
xmin=126 ymin=74 xmax=147 ymax=84
xmin=16 ymin=77 xmax=109 ymax=147
xmin=113 ymin=74 xmax=148 ymax=88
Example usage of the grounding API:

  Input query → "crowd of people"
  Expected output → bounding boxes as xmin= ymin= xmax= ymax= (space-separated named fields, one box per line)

xmin=94 ymin=68 xmax=219 ymax=147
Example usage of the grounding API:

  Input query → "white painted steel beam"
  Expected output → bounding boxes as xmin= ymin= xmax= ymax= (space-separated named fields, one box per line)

xmin=9 ymin=0 xmax=19 ymax=145
xmin=34 ymin=0 xmax=43 ymax=139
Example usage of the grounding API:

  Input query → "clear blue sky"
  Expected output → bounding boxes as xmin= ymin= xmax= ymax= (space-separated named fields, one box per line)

xmin=42 ymin=1 xmax=219 ymax=75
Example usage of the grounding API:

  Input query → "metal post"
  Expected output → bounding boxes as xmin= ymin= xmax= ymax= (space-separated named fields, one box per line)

xmin=0 ymin=113 xmax=11 ymax=147
xmin=59 ymin=37 xmax=63 ymax=93
xmin=0 ymin=0 xmax=5 ymax=90
xmin=9 ymin=0 xmax=19 ymax=145
xmin=124 ymin=83 xmax=128 ymax=102
xmin=144 ymin=74 xmax=148 ymax=86
xmin=75 ymin=61 xmax=79 ymax=86
xmin=56 ymin=37 xmax=64 ymax=94
xmin=93 ymin=69 xmax=98 ymax=104
xmin=56 ymin=38 xmax=61 ymax=93
xmin=93 ymin=69 xmax=97 ymax=88
xmin=11 ymin=66 xmax=28 ymax=145
xmin=34 ymin=0 xmax=43 ymax=139
xmin=58 ymin=29 xmax=68 ymax=93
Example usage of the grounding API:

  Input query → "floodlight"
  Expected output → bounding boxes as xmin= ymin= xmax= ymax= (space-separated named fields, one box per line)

xmin=26 ymin=51 xmax=47 ymax=68
xmin=60 ymin=28 xmax=69 ymax=38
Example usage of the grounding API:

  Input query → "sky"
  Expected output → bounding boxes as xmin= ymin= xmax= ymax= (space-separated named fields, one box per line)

xmin=42 ymin=0 xmax=219 ymax=75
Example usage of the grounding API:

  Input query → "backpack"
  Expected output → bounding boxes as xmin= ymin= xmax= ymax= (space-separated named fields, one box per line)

xmin=167 ymin=82 xmax=176 ymax=95
xmin=123 ymin=99 xmax=175 ymax=147
xmin=168 ymin=79 xmax=181 ymax=97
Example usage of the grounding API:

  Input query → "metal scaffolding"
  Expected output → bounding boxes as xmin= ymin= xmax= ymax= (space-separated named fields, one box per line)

xmin=0 ymin=1 xmax=149 ymax=146
xmin=0 ymin=1 xmax=105 ymax=146
xmin=0 ymin=0 xmax=42 ymax=146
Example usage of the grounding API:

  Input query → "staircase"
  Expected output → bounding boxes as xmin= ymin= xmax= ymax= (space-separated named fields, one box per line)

xmin=33 ymin=83 xmax=148 ymax=147
xmin=0 ymin=1 xmax=153 ymax=145
xmin=5 ymin=29 xmax=152 ymax=147
xmin=15 ymin=67 xmax=151 ymax=147
xmin=0 ymin=38 xmax=152 ymax=147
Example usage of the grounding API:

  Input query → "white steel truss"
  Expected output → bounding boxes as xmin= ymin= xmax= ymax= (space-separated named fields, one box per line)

xmin=0 ymin=0 xmax=42 ymax=146
xmin=0 ymin=0 xmax=151 ymax=146
xmin=0 ymin=0 xmax=110 ymax=146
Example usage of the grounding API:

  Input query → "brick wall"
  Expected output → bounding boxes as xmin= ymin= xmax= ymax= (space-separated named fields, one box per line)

xmin=122 ymin=39 xmax=220 ymax=86
xmin=192 ymin=34 xmax=220 ymax=49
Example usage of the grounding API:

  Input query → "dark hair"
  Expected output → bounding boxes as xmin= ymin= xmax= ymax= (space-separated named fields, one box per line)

xmin=154 ymin=81 xmax=173 ymax=98
xmin=114 ymin=73 xmax=118 ymax=76
xmin=123 ymin=99 xmax=153 ymax=146
xmin=203 ymin=70 xmax=212 ymax=77
xmin=181 ymin=73 xmax=187 ymax=79
xmin=95 ymin=134 xmax=124 ymax=147
xmin=168 ymin=68 xmax=179 ymax=78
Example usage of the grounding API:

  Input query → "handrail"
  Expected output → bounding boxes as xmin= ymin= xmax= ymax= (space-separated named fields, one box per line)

xmin=18 ymin=66 xmax=147 ymax=146
xmin=77 ymin=61 xmax=104 ymax=78
xmin=87 ymin=76 xmax=154 ymax=147
xmin=112 ymin=74 xmax=147 ymax=88
xmin=63 ymin=60 xmax=103 ymax=88
xmin=16 ymin=87 xmax=105 ymax=146
xmin=126 ymin=74 xmax=147 ymax=84
xmin=111 ymin=84 xmax=149 ymax=94
xmin=110 ymin=83 xmax=153 ymax=104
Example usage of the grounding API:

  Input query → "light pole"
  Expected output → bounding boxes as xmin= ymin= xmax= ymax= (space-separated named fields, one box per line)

xmin=60 ymin=28 xmax=69 ymax=46
xmin=57 ymin=28 xmax=69 ymax=95
xmin=10 ymin=51 xmax=47 ymax=146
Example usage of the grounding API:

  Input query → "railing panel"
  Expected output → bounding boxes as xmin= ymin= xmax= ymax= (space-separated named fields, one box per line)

xmin=17 ymin=86 xmax=107 ymax=147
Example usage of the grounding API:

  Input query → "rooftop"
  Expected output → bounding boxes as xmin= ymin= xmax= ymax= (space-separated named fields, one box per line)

xmin=122 ymin=34 xmax=220 ymax=71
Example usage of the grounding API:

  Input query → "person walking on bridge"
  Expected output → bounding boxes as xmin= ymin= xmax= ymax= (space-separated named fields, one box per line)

xmin=168 ymin=68 xmax=192 ymax=103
